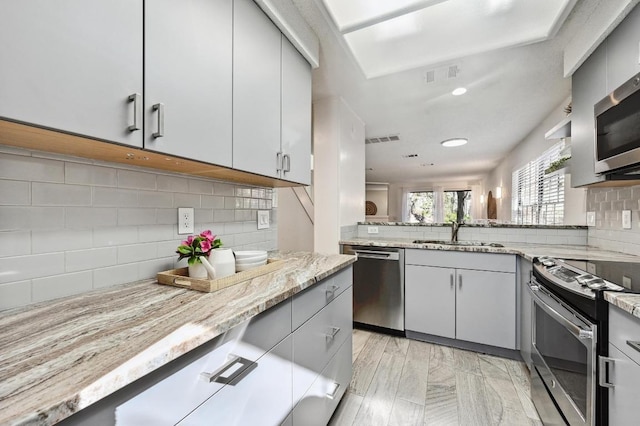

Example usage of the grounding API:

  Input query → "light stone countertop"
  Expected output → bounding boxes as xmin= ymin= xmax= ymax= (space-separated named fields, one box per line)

xmin=0 ymin=251 xmax=356 ymax=426
xmin=342 ymin=237 xmax=640 ymax=319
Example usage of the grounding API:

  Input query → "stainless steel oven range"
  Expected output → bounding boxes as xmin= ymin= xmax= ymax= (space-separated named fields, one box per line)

xmin=530 ymin=257 xmax=640 ymax=425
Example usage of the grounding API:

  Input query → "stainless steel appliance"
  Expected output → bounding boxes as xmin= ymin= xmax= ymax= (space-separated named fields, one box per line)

xmin=530 ymin=257 xmax=640 ymax=425
xmin=595 ymin=71 xmax=640 ymax=174
xmin=341 ymin=245 xmax=404 ymax=333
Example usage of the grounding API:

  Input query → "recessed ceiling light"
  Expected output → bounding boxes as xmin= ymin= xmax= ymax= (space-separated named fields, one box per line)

xmin=441 ymin=138 xmax=468 ymax=147
xmin=452 ymin=87 xmax=467 ymax=96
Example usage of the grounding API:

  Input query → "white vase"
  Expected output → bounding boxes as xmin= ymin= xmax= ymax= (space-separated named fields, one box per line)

xmin=209 ymin=248 xmax=235 ymax=279
xmin=188 ymin=257 xmax=209 ymax=279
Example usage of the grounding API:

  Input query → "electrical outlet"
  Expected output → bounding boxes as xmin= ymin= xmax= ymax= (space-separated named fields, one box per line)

xmin=586 ymin=211 xmax=596 ymax=227
xmin=257 ymin=210 xmax=270 ymax=230
xmin=178 ymin=207 xmax=194 ymax=235
xmin=368 ymin=226 xmax=379 ymax=234
xmin=622 ymin=210 xmax=632 ymax=229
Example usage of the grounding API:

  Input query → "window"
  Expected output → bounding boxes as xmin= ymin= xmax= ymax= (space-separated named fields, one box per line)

xmin=406 ymin=190 xmax=471 ymax=223
xmin=407 ymin=191 xmax=434 ymax=223
xmin=512 ymin=142 xmax=565 ymax=225
xmin=444 ymin=190 xmax=471 ymax=223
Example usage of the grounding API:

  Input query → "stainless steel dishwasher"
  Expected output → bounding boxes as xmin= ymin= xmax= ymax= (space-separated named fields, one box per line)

xmin=341 ymin=245 xmax=404 ymax=333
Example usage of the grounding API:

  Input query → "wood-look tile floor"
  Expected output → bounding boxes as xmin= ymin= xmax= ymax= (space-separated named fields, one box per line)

xmin=329 ymin=329 xmax=542 ymax=426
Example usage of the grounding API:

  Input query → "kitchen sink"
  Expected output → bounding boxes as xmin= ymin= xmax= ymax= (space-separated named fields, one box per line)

xmin=412 ymin=239 xmax=504 ymax=248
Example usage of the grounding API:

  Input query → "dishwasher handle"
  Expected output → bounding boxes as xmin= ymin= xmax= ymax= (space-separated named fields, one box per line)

xmin=352 ymin=250 xmax=400 ymax=261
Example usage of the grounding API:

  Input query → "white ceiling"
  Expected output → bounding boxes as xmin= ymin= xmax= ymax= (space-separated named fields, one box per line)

xmin=292 ymin=0 xmax=603 ymax=186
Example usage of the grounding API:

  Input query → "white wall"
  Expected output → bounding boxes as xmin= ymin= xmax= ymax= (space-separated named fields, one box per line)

xmin=314 ymin=97 xmax=365 ymax=253
xmin=365 ymin=184 xmax=388 ymax=215
xmin=276 ymin=188 xmax=313 ymax=252
xmin=484 ymin=97 xmax=587 ymax=224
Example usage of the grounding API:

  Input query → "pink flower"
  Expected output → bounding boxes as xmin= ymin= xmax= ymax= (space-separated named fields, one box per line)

xmin=200 ymin=239 xmax=212 ymax=253
xmin=183 ymin=236 xmax=195 ymax=246
xmin=200 ymin=230 xmax=214 ymax=242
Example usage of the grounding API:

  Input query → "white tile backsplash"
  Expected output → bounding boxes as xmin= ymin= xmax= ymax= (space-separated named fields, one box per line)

xmin=0 ymin=144 xmax=277 ymax=311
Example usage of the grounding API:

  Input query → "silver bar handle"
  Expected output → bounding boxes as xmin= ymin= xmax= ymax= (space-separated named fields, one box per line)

xmin=127 ymin=93 xmax=141 ymax=131
xmin=450 ymin=273 xmax=454 ymax=288
xmin=325 ymin=326 xmax=340 ymax=341
xmin=200 ymin=355 xmax=255 ymax=385
xmin=326 ymin=284 xmax=340 ymax=299
xmin=283 ymin=154 xmax=291 ymax=173
xmin=276 ymin=152 xmax=283 ymax=172
xmin=152 ymin=103 xmax=165 ymax=138
xmin=598 ymin=355 xmax=615 ymax=388
xmin=326 ymin=382 xmax=340 ymax=399
xmin=458 ymin=274 xmax=462 ymax=289
xmin=627 ymin=341 xmax=640 ymax=353
xmin=529 ymin=284 xmax=594 ymax=341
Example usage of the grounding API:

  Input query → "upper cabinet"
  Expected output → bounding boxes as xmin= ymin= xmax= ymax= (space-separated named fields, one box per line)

xmin=0 ymin=0 xmax=143 ymax=148
xmin=233 ymin=0 xmax=283 ymax=180
xmin=605 ymin=5 xmax=640 ymax=92
xmin=144 ymin=0 xmax=233 ymax=166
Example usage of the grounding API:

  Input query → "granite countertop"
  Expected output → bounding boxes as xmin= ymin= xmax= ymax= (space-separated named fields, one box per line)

xmin=359 ymin=222 xmax=587 ymax=229
xmin=342 ymin=237 xmax=640 ymax=319
xmin=0 ymin=251 xmax=356 ymax=426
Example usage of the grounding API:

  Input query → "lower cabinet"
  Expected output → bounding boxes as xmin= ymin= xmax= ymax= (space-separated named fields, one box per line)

xmin=405 ymin=250 xmax=516 ymax=350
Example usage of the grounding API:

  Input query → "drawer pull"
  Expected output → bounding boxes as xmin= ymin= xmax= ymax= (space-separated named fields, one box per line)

xmin=327 ymin=382 xmax=340 ymax=400
xmin=627 ymin=340 xmax=640 ymax=354
xmin=325 ymin=326 xmax=341 ymax=341
xmin=598 ymin=355 xmax=615 ymax=388
xmin=326 ymin=284 xmax=340 ymax=298
xmin=200 ymin=355 xmax=256 ymax=385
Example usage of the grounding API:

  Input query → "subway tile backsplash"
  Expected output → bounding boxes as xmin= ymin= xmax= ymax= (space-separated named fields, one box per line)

xmin=587 ymin=185 xmax=640 ymax=255
xmin=0 ymin=146 xmax=277 ymax=310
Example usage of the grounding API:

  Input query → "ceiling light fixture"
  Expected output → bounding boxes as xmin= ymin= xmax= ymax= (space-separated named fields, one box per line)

xmin=452 ymin=87 xmax=467 ymax=96
xmin=441 ymin=138 xmax=468 ymax=147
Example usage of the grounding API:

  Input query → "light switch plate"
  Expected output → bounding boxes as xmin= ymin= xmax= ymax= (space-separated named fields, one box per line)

xmin=622 ymin=210 xmax=632 ymax=229
xmin=257 ymin=210 xmax=270 ymax=229
xmin=586 ymin=211 xmax=596 ymax=227
xmin=368 ymin=226 xmax=379 ymax=234
xmin=178 ymin=207 xmax=194 ymax=235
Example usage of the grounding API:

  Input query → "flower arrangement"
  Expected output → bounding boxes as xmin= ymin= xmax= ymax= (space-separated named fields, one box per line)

xmin=176 ymin=230 xmax=222 ymax=265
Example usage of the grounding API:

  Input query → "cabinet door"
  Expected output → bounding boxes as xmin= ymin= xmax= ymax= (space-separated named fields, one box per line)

xmin=605 ymin=5 xmax=640 ymax=92
xmin=570 ymin=42 xmax=607 ymax=187
xmin=0 ymin=0 xmax=143 ymax=147
xmin=178 ymin=334 xmax=293 ymax=426
xmin=519 ymin=258 xmax=533 ymax=370
xmin=281 ymin=36 xmax=312 ymax=185
xmin=456 ymin=270 xmax=516 ymax=349
xmin=145 ymin=0 xmax=232 ymax=166
xmin=608 ymin=344 xmax=640 ymax=425
xmin=405 ymin=265 xmax=455 ymax=339
xmin=233 ymin=0 xmax=282 ymax=178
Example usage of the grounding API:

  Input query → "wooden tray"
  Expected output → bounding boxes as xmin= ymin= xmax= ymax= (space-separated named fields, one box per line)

xmin=157 ymin=259 xmax=285 ymax=293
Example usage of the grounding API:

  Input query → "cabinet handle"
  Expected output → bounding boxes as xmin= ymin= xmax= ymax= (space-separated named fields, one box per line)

xmin=450 ymin=273 xmax=454 ymax=288
xmin=326 ymin=284 xmax=340 ymax=299
xmin=627 ymin=340 xmax=640 ymax=353
xmin=200 ymin=355 xmax=256 ymax=385
xmin=598 ymin=355 xmax=615 ymax=388
xmin=283 ymin=154 xmax=291 ymax=173
xmin=326 ymin=382 xmax=340 ymax=399
xmin=127 ymin=93 xmax=141 ymax=132
xmin=325 ymin=326 xmax=340 ymax=342
xmin=276 ymin=152 xmax=283 ymax=172
xmin=152 ymin=103 xmax=165 ymax=138
xmin=458 ymin=274 xmax=462 ymax=289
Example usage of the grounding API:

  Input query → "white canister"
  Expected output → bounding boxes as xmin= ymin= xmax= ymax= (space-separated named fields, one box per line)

xmin=188 ymin=258 xmax=209 ymax=279
xmin=208 ymin=248 xmax=235 ymax=279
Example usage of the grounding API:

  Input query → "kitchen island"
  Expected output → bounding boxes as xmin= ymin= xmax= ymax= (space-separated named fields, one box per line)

xmin=0 ymin=251 xmax=355 ymax=425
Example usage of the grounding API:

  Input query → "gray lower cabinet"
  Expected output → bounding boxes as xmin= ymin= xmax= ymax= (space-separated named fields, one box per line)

xmin=0 ymin=0 xmax=143 ymax=147
xmin=519 ymin=257 xmax=533 ymax=370
xmin=405 ymin=249 xmax=516 ymax=350
xmin=607 ymin=305 xmax=640 ymax=424
xmin=144 ymin=0 xmax=233 ymax=166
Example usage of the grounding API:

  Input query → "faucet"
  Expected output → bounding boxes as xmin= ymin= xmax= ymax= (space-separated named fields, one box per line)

xmin=451 ymin=221 xmax=463 ymax=242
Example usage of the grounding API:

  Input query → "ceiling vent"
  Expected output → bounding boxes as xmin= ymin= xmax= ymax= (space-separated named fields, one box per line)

xmin=365 ymin=134 xmax=400 ymax=144
xmin=448 ymin=65 xmax=460 ymax=78
xmin=423 ymin=63 xmax=461 ymax=83
xmin=423 ymin=70 xmax=435 ymax=84
xmin=402 ymin=153 xmax=419 ymax=158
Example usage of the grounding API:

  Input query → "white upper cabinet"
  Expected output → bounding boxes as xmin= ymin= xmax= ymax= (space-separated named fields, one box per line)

xmin=233 ymin=0 xmax=282 ymax=179
xmin=281 ymin=36 xmax=312 ymax=185
xmin=144 ymin=0 xmax=232 ymax=166
xmin=0 ymin=0 xmax=143 ymax=147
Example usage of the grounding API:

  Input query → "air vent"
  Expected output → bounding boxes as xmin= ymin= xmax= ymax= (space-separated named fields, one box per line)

xmin=448 ymin=65 xmax=460 ymax=78
xmin=423 ymin=63 xmax=461 ymax=83
xmin=424 ymin=70 xmax=435 ymax=83
xmin=402 ymin=154 xmax=419 ymax=158
xmin=365 ymin=134 xmax=401 ymax=144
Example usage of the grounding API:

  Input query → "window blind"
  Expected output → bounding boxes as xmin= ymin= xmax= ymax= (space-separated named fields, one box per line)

xmin=511 ymin=141 xmax=565 ymax=225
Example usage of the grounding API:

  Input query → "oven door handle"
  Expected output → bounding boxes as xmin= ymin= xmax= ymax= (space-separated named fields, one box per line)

xmin=529 ymin=285 xmax=594 ymax=340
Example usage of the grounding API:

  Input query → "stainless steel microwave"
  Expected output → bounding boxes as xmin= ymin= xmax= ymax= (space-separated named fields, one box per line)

xmin=594 ymin=71 xmax=640 ymax=174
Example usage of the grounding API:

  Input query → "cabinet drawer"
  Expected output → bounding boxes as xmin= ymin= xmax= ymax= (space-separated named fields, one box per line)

xmin=178 ymin=334 xmax=293 ymax=425
xmin=406 ymin=249 xmax=515 ymax=273
xmin=607 ymin=343 xmax=640 ymax=425
xmin=293 ymin=287 xmax=352 ymax=404
xmin=116 ymin=299 xmax=291 ymax=425
xmin=609 ymin=305 xmax=640 ymax=365
xmin=292 ymin=266 xmax=352 ymax=331
xmin=292 ymin=335 xmax=352 ymax=426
